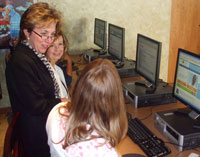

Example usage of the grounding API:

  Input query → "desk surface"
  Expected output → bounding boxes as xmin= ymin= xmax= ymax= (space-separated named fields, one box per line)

xmin=116 ymin=102 xmax=200 ymax=156
xmin=70 ymin=54 xmax=200 ymax=157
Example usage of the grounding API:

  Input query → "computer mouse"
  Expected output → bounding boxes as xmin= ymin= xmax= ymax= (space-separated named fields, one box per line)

xmin=122 ymin=153 xmax=145 ymax=157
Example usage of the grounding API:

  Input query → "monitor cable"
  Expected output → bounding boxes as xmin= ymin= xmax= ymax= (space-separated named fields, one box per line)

xmin=138 ymin=106 xmax=153 ymax=121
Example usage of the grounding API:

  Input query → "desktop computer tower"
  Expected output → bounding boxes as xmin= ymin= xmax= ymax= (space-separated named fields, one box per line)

xmin=123 ymin=80 xmax=177 ymax=108
xmin=83 ymin=49 xmax=112 ymax=63
xmin=117 ymin=58 xmax=139 ymax=78
xmin=84 ymin=50 xmax=138 ymax=78
xmin=154 ymin=108 xmax=200 ymax=151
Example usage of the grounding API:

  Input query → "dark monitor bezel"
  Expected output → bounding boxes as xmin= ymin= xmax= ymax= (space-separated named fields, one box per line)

xmin=108 ymin=23 xmax=125 ymax=62
xmin=135 ymin=34 xmax=162 ymax=86
xmin=94 ymin=18 xmax=107 ymax=50
xmin=173 ymin=48 xmax=200 ymax=113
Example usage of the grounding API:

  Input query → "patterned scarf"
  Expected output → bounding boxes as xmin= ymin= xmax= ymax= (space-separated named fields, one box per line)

xmin=21 ymin=40 xmax=61 ymax=99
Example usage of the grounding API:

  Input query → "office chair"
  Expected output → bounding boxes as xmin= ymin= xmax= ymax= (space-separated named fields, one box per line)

xmin=0 ymin=83 xmax=2 ymax=99
xmin=3 ymin=112 xmax=24 ymax=157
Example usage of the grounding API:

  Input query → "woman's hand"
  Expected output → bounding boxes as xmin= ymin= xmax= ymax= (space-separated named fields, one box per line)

xmin=61 ymin=98 xmax=70 ymax=102
xmin=60 ymin=98 xmax=71 ymax=117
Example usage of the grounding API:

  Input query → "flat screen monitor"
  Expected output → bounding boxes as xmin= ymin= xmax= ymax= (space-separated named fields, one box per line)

xmin=94 ymin=18 xmax=107 ymax=53
xmin=173 ymin=49 xmax=200 ymax=120
xmin=135 ymin=34 xmax=162 ymax=93
xmin=108 ymin=23 xmax=125 ymax=62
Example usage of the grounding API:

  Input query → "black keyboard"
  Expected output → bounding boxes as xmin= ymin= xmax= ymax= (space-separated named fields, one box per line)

xmin=128 ymin=118 xmax=171 ymax=157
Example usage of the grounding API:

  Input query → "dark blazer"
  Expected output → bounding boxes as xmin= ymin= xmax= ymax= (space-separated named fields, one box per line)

xmin=5 ymin=43 xmax=61 ymax=157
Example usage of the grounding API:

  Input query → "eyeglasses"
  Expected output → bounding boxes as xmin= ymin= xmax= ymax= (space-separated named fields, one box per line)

xmin=32 ymin=30 xmax=55 ymax=41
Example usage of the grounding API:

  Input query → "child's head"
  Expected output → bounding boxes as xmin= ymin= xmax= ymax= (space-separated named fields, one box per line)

xmin=64 ymin=58 xmax=128 ymax=147
xmin=46 ymin=31 xmax=68 ymax=64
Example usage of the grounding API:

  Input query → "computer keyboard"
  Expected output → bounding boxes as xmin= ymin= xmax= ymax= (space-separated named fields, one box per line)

xmin=127 ymin=118 xmax=171 ymax=157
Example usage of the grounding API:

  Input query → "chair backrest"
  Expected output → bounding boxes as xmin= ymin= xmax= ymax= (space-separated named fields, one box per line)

xmin=0 ymin=83 xmax=2 ymax=99
xmin=3 ymin=112 xmax=24 ymax=157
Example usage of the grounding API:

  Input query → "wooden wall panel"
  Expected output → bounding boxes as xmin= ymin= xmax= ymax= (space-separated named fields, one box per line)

xmin=168 ymin=0 xmax=200 ymax=83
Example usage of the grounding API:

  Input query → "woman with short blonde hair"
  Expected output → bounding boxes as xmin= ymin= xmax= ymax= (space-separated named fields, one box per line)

xmin=6 ymin=2 xmax=65 ymax=157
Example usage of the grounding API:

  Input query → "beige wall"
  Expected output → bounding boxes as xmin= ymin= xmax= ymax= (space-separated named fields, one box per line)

xmin=39 ymin=0 xmax=171 ymax=81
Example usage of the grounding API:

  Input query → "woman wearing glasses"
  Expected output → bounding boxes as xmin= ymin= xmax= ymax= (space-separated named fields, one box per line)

xmin=5 ymin=2 xmax=67 ymax=157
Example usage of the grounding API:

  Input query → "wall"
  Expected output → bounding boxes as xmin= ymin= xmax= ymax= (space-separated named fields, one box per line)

xmin=39 ymin=0 xmax=171 ymax=81
xmin=168 ymin=0 xmax=200 ymax=83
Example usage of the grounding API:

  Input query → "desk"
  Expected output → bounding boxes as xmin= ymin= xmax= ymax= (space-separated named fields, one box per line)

xmin=116 ymin=102 xmax=200 ymax=156
xmin=70 ymin=54 xmax=200 ymax=156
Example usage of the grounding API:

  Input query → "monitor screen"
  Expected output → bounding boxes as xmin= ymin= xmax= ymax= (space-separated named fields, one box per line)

xmin=136 ymin=34 xmax=162 ymax=86
xmin=94 ymin=18 xmax=107 ymax=50
xmin=173 ymin=49 xmax=200 ymax=119
xmin=108 ymin=24 xmax=125 ymax=62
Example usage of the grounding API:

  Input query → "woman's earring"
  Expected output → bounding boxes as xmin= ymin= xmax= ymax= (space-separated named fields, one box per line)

xmin=27 ymin=37 xmax=30 ymax=40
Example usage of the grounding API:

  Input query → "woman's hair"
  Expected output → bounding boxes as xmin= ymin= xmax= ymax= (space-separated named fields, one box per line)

xmin=57 ymin=31 xmax=69 ymax=53
xmin=19 ymin=2 xmax=62 ymax=41
xmin=56 ymin=31 xmax=69 ymax=62
xmin=61 ymin=58 xmax=128 ymax=148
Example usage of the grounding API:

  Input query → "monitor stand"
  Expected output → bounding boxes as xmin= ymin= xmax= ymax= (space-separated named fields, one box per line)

xmin=123 ymin=80 xmax=177 ymax=108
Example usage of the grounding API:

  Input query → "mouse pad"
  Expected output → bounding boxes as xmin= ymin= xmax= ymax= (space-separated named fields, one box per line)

xmin=122 ymin=153 xmax=145 ymax=157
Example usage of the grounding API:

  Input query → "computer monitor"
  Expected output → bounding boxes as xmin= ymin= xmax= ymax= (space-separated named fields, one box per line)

xmin=173 ymin=49 xmax=200 ymax=120
xmin=108 ymin=23 xmax=125 ymax=63
xmin=135 ymin=34 xmax=162 ymax=93
xmin=94 ymin=18 xmax=107 ymax=54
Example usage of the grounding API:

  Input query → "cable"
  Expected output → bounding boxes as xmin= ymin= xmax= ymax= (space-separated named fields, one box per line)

xmin=163 ymin=141 xmax=184 ymax=157
xmin=139 ymin=106 xmax=153 ymax=121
